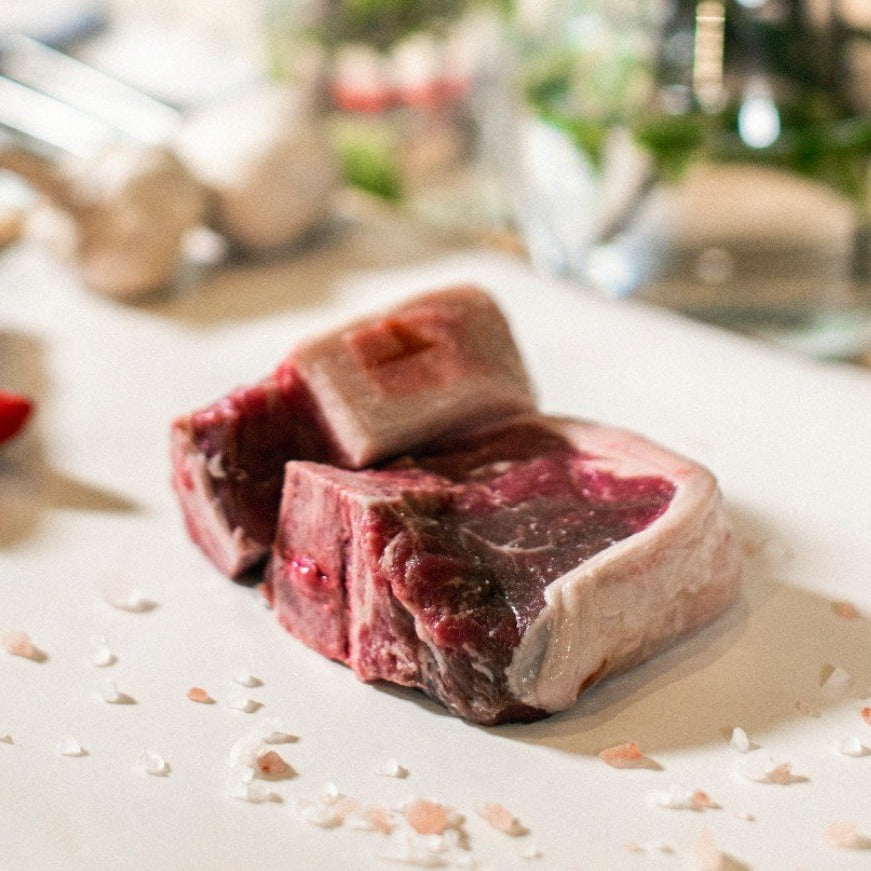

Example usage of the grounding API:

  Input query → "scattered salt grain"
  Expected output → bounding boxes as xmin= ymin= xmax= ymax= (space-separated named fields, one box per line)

xmin=729 ymin=727 xmax=752 ymax=753
xmin=832 ymin=600 xmax=861 ymax=620
xmin=376 ymin=758 xmax=408 ymax=778
xmin=835 ymin=735 xmax=868 ymax=757
xmin=232 ymin=670 xmax=262 ymax=688
xmin=735 ymin=810 xmax=755 ymax=822
xmin=293 ymin=787 xmax=359 ymax=828
xmin=0 ymin=734 xmax=12 ymax=744
xmin=250 ymin=718 xmax=296 ymax=745
xmin=598 ymin=741 xmax=645 ymax=768
xmin=227 ymin=695 xmax=261 ymax=714
xmin=694 ymin=830 xmax=724 ymax=871
xmin=820 ymin=665 xmax=854 ymax=698
xmin=187 ymin=687 xmax=214 ymax=704
xmin=227 ymin=765 xmax=279 ymax=803
xmin=2 ymin=630 xmax=44 ymax=661
xmin=476 ymin=803 xmax=527 ymax=836
xmin=795 ymin=700 xmax=820 ymax=718
xmin=520 ymin=845 xmax=543 ymax=860
xmin=56 ymin=736 xmax=86 ymax=757
xmin=98 ymin=679 xmax=132 ymax=704
xmin=90 ymin=641 xmax=116 ymax=667
xmin=736 ymin=750 xmax=800 ymax=785
xmin=824 ymin=822 xmax=871 ymax=850
xmin=142 ymin=749 xmax=170 ymax=776
xmin=100 ymin=576 xmax=156 ymax=613
xmin=378 ymin=834 xmax=449 ymax=868
xmin=255 ymin=749 xmax=294 ymax=779
xmin=647 ymin=785 xmax=719 ymax=812
xmin=625 ymin=841 xmax=672 ymax=855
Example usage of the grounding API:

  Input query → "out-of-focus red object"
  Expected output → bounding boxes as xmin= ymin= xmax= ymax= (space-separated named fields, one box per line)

xmin=0 ymin=390 xmax=34 ymax=445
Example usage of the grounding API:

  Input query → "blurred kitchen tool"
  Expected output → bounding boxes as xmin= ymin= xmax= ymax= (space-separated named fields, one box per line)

xmin=0 ymin=0 xmax=106 ymax=49
xmin=0 ymin=34 xmax=338 ymax=269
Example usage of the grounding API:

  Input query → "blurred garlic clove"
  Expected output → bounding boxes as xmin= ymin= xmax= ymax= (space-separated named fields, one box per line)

xmin=173 ymin=84 xmax=338 ymax=253
xmin=2 ymin=142 xmax=206 ymax=300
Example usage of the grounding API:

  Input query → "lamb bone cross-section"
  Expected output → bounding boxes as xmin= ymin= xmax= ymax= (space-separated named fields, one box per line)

xmin=264 ymin=415 xmax=742 ymax=724
xmin=170 ymin=286 xmax=535 ymax=577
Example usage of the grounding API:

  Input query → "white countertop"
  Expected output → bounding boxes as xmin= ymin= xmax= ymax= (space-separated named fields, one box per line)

xmin=1 ymin=213 xmax=870 ymax=871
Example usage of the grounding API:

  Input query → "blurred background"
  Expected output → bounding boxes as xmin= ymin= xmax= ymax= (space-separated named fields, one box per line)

xmin=1 ymin=0 xmax=870 ymax=362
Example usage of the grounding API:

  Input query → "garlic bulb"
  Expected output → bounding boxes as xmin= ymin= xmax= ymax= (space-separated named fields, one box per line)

xmin=2 ymin=143 xmax=206 ymax=299
xmin=173 ymin=84 xmax=337 ymax=253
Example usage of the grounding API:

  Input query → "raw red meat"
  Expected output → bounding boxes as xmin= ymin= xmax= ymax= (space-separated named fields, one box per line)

xmin=171 ymin=286 xmax=535 ymax=576
xmin=265 ymin=415 xmax=742 ymax=724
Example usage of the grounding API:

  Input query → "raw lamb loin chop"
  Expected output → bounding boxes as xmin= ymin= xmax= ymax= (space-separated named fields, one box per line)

xmin=265 ymin=415 xmax=742 ymax=725
xmin=171 ymin=286 xmax=535 ymax=576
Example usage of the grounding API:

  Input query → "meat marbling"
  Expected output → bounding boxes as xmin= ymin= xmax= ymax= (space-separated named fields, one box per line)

xmin=265 ymin=415 xmax=742 ymax=725
xmin=171 ymin=286 xmax=535 ymax=577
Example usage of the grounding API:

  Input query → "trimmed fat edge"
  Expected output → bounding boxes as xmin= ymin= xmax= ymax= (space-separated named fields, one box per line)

xmin=505 ymin=420 xmax=740 ymax=713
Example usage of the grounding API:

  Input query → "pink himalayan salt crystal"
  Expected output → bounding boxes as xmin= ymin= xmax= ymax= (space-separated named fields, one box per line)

xmin=367 ymin=806 xmax=393 ymax=835
xmin=255 ymin=749 xmax=293 ymax=778
xmin=477 ymin=802 xmax=528 ymax=836
xmin=695 ymin=830 xmax=725 ymax=871
xmin=736 ymin=750 xmax=801 ymax=784
xmin=403 ymin=799 xmax=454 ymax=836
xmin=348 ymin=805 xmax=394 ymax=834
xmin=832 ymin=600 xmax=860 ymax=620
xmin=647 ymin=785 xmax=720 ymax=812
xmin=862 ymin=707 xmax=871 ymax=727
xmin=187 ymin=687 xmax=214 ymax=704
xmin=691 ymin=791 xmax=721 ymax=811
xmin=795 ymin=700 xmax=820 ymax=718
xmin=598 ymin=741 xmax=644 ymax=769
xmin=824 ymin=822 xmax=871 ymax=849
xmin=2 ymin=631 xmax=43 ymax=661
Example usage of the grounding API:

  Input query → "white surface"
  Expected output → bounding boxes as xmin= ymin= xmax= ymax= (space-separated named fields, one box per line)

xmin=1 ymin=239 xmax=871 ymax=871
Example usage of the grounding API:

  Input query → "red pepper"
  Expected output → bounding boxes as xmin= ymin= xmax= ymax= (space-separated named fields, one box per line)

xmin=0 ymin=390 xmax=34 ymax=444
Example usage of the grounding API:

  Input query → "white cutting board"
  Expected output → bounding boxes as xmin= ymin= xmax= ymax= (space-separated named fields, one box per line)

xmin=1 ymin=238 xmax=870 ymax=871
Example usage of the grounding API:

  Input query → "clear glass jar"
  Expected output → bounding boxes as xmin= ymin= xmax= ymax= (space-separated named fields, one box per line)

xmin=497 ymin=0 xmax=871 ymax=358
